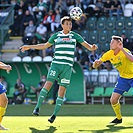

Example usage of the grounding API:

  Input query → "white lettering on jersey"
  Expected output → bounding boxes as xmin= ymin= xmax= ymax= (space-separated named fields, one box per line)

xmin=61 ymin=78 xmax=70 ymax=84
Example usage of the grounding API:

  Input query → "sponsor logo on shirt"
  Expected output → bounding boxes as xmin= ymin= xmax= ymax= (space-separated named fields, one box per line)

xmin=61 ymin=78 xmax=70 ymax=84
xmin=114 ymin=62 xmax=122 ymax=68
xmin=62 ymin=38 xmax=70 ymax=41
xmin=57 ymin=37 xmax=72 ymax=43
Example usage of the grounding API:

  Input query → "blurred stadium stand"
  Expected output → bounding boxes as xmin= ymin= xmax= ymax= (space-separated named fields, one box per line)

xmin=85 ymin=15 xmax=133 ymax=54
xmin=0 ymin=2 xmax=133 ymax=61
xmin=0 ymin=4 xmax=14 ymax=45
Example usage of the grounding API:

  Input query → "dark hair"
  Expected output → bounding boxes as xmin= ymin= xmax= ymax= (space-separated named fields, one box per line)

xmin=112 ymin=35 xmax=123 ymax=42
xmin=61 ymin=16 xmax=72 ymax=24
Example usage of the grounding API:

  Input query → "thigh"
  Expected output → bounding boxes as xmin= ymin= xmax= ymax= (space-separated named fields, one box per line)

xmin=58 ymin=65 xmax=72 ymax=88
xmin=47 ymin=63 xmax=60 ymax=83
xmin=0 ymin=93 xmax=8 ymax=107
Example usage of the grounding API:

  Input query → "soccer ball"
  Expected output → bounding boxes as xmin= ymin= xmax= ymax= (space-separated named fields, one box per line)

xmin=70 ymin=7 xmax=83 ymax=20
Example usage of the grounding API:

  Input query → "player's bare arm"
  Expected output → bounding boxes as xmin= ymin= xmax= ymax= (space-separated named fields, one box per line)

xmin=0 ymin=62 xmax=12 ymax=71
xmin=121 ymin=49 xmax=133 ymax=62
xmin=92 ymin=59 xmax=103 ymax=69
xmin=0 ymin=62 xmax=7 ymax=66
xmin=118 ymin=40 xmax=133 ymax=62
xmin=20 ymin=42 xmax=52 ymax=52
xmin=81 ymin=41 xmax=98 ymax=51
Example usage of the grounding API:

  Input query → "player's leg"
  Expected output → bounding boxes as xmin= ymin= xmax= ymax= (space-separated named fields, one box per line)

xmin=0 ymin=93 xmax=8 ymax=130
xmin=110 ymin=92 xmax=122 ymax=124
xmin=53 ymin=81 xmax=59 ymax=104
xmin=48 ymin=86 xmax=66 ymax=123
xmin=33 ymin=81 xmax=53 ymax=115
xmin=110 ymin=77 xmax=131 ymax=124
xmin=48 ymin=65 xmax=72 ymax=123
xmin=33 ymin=64 xmax=59 ymax=116
xmin=54 ymin=86 xmax=66 ymax=115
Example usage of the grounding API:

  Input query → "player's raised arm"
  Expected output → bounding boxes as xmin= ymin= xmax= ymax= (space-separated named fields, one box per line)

xmin=118 ymin=40 xmax=133 ymax=62
xmin=121 ymin=49 xmax=133 ymax=62
xmin=92 ymin=59 xmax=103 ymax=69
xmin=81 ymin=41 xmax=98 ymax=51
xmin=20 ymin=42 xmax=52 ymax=52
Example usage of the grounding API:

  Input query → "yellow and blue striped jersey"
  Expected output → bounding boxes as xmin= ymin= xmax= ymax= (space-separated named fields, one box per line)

xmin=100 ymin=48 xmax=133 ymax=78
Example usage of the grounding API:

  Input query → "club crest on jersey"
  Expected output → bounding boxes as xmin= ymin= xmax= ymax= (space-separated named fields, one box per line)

xmin=118 ymin=56 xmax=121 ymax=60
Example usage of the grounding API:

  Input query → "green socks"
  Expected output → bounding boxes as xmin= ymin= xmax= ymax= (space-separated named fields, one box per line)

xmin=53 ymin=97 xmax=64 ymax=116
xmin=35 ymin=88 xmax=48 ymax=109
xmin=35 ymin=89 xmax=64 ymax=117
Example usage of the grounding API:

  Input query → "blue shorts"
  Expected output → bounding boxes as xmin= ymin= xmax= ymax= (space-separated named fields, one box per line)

xmin=114 ymin=77 xmax=133 ymax=95
xmin=0 ymin=83 xmax=6 ymax=94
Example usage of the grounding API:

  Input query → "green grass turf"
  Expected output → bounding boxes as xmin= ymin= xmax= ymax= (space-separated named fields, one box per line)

xmin=1 ymin=104 xmax=133 ymax=133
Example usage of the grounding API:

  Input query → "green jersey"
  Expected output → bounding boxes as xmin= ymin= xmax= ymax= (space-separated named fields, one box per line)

xmin=48 ymin=31 xmax=85 ymax=66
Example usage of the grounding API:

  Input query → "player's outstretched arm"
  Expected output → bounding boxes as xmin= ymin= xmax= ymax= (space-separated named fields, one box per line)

xmin=20 ymin=42 xmax=52 ymax=52
xmin=92 ymin=59 xmax=103 ymax=69
xmin=81 ymin=41 xmax=98 ymax=51
xmin=0 ymin=62 xmax=12 ymax=72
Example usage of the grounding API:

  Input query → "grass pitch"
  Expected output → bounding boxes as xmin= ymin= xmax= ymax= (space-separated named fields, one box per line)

xmin=1 ymin=104 xmax=133 ymax=133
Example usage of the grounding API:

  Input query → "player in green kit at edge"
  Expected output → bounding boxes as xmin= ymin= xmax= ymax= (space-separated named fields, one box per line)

xmin=20 ymin=16 xmax=98 ymax=123
xmin=93 ymin=35 xmax=133 ymax=124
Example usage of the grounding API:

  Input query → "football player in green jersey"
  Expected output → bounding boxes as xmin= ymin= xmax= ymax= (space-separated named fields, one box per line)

xmin=20 ymin=16 xmax=98 ymax=123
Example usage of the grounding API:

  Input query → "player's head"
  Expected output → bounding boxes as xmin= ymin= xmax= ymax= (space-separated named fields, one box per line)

xmin=110 ymin=35 xmax=123 ymax=50
xmin=61 ymin=16 xmax=72 ymax=32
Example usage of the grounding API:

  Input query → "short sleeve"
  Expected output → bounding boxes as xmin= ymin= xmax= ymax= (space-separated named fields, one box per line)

xmin=74 ymin=32 xmax=85 ymax=44
xmin=48 ymin=33 xmax=56 ymax=45
xmin=100 ymin=51 xmax=111 ymax=62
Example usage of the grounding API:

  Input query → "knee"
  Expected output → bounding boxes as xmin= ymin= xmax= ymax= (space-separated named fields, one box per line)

xmin=110 ymin=97 xmax=118 ymax=105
